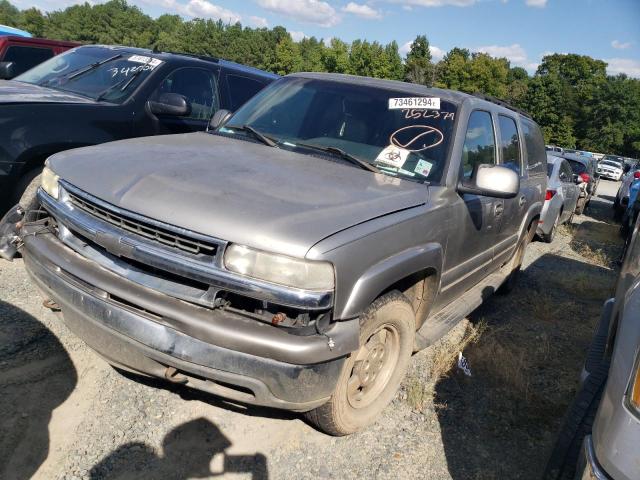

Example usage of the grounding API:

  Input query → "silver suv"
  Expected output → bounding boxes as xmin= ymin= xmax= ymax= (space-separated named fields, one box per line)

xmin=2 ymin=73 xmax=546 ymax=435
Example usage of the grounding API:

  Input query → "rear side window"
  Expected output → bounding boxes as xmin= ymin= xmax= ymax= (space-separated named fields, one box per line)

xmin=461 ymin=110 xmax=496 ymax=178
xmin=546 ymin=163 xmax=554 ymax=178
xmin=568 ymin=160 xmax=586 ymax=175
xmin=3 ymin=45 xmax=54 ymax=76
xmin=498 ymin=115 xmax=521 ymax=175
xmin=226 ymin=74 xmax=266 ymax=111
xmin=521 ymin=118 xmax=547 ymax=177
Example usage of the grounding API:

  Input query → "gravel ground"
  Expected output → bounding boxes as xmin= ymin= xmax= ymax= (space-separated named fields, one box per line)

xmin=0 ymin=180 xmax=623 ymax=480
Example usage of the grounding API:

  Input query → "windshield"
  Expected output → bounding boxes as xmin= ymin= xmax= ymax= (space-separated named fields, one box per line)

xmin=601 ymin=160 xmax=622 ymax=168
xmin=568 ymin=160 xmax=587 ymax=175
xmin=220 ymin=77 xmax=458 ymax=183
xmin=15 ymin=47 xmax=163 ymax=103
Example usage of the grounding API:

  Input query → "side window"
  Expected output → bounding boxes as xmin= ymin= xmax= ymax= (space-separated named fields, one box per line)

xmin=151 ymin=68 xmax=219 ymax=121
xmin=522 ymin=118 xmax=547 ymax=177
xmin=560 ymin=161 xmax=573 ymax=182
xmin=498 ymin=115 xmax=521 ymax=176
xmin=226 ymin=74 xmax=266 ymax=111
xmin=3 ymin=45 xmax=54 ymax=76
xmin=461 ymin=110 xmax=496 ymax=179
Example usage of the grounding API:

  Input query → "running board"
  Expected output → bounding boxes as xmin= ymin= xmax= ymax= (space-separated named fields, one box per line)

xmin=414 ymin=266 xmax=510 ymax=351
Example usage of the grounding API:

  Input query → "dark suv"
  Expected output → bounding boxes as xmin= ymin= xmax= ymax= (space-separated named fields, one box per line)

xmin=3 ymin=73 xmax=546 ymax=435
xmin=0 ymin=44 xmax=278 ymax=212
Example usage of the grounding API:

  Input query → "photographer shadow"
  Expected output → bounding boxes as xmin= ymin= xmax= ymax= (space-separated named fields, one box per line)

xmin=89 ymin=417 xmax=268 ymax=480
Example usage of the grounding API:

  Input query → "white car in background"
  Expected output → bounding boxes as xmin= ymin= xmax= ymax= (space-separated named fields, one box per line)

xmin=597 ymin=159 xmax=625 ymax=181
xmin=537 ymin=155 xmax=580 ymax=242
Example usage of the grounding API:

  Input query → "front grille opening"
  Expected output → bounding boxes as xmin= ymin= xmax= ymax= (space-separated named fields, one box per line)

xmin=108 ymin=293 xmax=163 ymax=320
xmin=68 ymin=191 xmax=218 ymax=258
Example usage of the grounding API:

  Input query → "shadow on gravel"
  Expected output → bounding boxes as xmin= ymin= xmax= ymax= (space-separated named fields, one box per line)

xmin=0 ymin=300 xmax=77 ymax=480
xmin=434 ymin=253 xmax=615 ymax=480
xmin=89 ymin=417 xmax=268 ymax=480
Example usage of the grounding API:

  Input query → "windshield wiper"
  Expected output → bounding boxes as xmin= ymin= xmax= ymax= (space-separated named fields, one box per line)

xmin=67 ymin=54 xmax=123 ymax=81
xmin=228 ymin=125 xmax=279 ymax=148
xmin=95 ymin=58 xmax=150 ymax=102
xmin=295 ymin=142 xmax=380 ymax=174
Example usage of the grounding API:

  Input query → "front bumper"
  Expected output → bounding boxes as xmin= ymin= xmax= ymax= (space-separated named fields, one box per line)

xmin=21 ymin=227 xmax=358 ymax=411
xmin=576 ymin=435 xmax=611 ymax=480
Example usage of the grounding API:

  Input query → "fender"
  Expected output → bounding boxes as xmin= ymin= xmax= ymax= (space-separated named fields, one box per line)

xmin=337 ymin=242 xmax=443 ymax=320
xmin=519 ymin=199 xmax=543 ymax=240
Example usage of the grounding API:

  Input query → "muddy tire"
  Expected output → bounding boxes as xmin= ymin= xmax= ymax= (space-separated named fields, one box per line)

xmin=14 ymin=168 xmax=43 ymax=213
xmin=541 ymin=213 xmax=559 ymax=243
xmin=575 ymin=198 xmax=586 ymax=216
xmin=306 ymin=292 xmax=415 ymax=436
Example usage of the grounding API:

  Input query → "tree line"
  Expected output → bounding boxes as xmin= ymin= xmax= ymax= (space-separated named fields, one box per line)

xmin=1 ymin=0 xmax=639 ymax=157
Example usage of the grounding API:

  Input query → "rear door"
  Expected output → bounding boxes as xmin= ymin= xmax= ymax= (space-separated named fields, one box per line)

xmin=494 ymin=114 xmax=526 ymax=265
xmin=559 ymin=160 xmax=578 ymax=221
xmin=146 ymin=66 xmax=221 ymax=134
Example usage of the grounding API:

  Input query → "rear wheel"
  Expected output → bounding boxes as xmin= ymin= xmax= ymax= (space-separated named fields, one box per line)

xmin=575 ymin=198 xmax=586 ymax=215
xmin=306 ymin=292 xmax=415 ymax=436
xmin=541 ymin=212 xmax=559 ymax=243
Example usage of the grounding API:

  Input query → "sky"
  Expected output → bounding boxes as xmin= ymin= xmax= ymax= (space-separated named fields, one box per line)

xmin=10 ymin=0 xmax=640 ymax=77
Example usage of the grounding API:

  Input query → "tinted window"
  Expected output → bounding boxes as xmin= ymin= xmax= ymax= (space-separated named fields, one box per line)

xmin=227 ymin=74 xmax=266 ymax=111
xmin=3 ymin=45 xmax=54 ymax=76
xmin=152 ymin=68 xmax=219 ymax=121
xmin=559 ymin=161 xmax=573 ymax=182
xmin=498 ymin=115 xmax=521 ymax=175
xmin=461 ymin=110 xmax=496 ymax=178
xmin=547 ymin=163 xmax=554 ymax=177
xmin=568 ymin=160 xmax=587 ymax=175
xmin=521 ymin=118 xmax=547 ymax=177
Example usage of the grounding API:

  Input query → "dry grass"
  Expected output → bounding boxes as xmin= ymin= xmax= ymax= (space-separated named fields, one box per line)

xmin=406 ymin=321 xmax=486 ymax=411
xmin=557 ymin=222 xmax=578 ymax=238
xmin=572 ymin=241 xmax=612 ymax=268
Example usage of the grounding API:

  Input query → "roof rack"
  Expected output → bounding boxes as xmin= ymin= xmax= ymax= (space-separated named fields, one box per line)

xmin=471 ymin=92 xmax=533 ymax=119
xmin=152 ymin=47 xmax=219 ymax=64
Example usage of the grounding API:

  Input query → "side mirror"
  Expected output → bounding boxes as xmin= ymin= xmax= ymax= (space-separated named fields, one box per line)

xmin=208 ymin=109 xmax=232 ymax=131
xmin=147 ymin=93 xmax=191 ymax=117
xmin=0 ymin=61 xmax=16 ymax=80
xmin=458 ymin=164 xmax=519 ymax=199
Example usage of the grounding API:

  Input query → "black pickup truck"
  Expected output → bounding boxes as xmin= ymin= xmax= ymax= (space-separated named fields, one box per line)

xmin=0 ymin=44 xmax=278 ymax=212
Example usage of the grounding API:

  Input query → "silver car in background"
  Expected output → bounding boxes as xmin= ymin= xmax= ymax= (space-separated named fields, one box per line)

xmin=537 ymin=154 xmax=580 ymax=242
xmin=544 ymin=216 xmax=640 ymax=480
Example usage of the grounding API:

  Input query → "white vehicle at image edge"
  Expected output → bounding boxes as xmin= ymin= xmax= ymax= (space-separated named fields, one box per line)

xmin=597 ymin=159 xmax=624 ymax=181
xmin=537 ymin=155 xmax=580 ymax=243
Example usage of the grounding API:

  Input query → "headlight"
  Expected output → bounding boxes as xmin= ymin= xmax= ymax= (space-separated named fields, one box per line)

xmin=41 ymin=166 xmax=60 ymax=199
xmin=224 ymin=244 xmax=334 ymax=291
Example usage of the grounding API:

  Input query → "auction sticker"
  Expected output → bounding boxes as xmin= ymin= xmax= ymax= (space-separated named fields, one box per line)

xmin=414 ymin=159 xmax=433 ymax=176
xmin=376 ymin=145 xmax=410 ymax=168
xmin=388 ymin=97 xmax=440 ymax=110
xmin=128 ymin=55 xmax=163 ymax=68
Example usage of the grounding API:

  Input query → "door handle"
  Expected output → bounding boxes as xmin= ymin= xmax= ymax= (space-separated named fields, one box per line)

xmin=518 ymin=196 xmax=526 ymax=207
xmin=494 ymin=203 xmax=504 ymax=217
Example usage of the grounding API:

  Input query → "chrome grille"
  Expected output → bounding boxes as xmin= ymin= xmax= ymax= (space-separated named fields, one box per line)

xmin=67 ymin=192 xmax=218 ymax=257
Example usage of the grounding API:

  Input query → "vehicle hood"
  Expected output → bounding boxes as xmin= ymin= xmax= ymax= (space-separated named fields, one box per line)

xmin=0 ymin=80 xmax=95 ymax=104
xmin=49 ymin=133 xmax=427 ymax=257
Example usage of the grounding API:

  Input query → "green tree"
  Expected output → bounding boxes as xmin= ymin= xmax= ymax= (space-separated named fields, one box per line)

xmin=404 ymin=35 xmax=433 ymax=85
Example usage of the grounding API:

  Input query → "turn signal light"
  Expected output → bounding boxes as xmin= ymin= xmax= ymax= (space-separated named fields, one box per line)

xmin=545 ymin=190 xmax=556 ymax=201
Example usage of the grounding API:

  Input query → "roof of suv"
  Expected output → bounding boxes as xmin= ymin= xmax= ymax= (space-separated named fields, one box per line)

xmin=287 ymin=72 xmax=533 ymax=118
xmin=80 ymin=44 xmax=279 ymax=79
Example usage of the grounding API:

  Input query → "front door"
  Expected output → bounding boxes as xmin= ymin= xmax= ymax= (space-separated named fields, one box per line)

xmin=441 ymin=110 xmax=502 ymax=300
xmin=147 ymin=67 xmax=220 ymax=134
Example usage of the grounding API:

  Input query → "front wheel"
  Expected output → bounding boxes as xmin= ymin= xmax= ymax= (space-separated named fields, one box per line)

xmin=306 ymin=292 xmax=415 ymax=436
